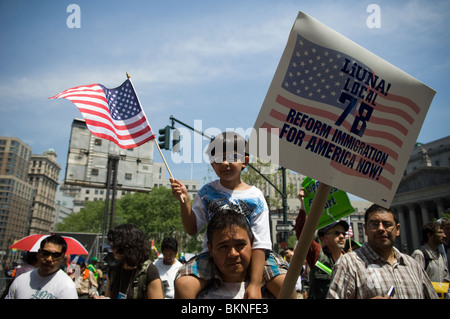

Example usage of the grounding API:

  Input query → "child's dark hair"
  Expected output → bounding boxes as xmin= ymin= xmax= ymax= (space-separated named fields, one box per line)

xmin=207 ymin=208 xmax=253 ymax=245
xmin=206 ymin=132 xmax=248 ymax=160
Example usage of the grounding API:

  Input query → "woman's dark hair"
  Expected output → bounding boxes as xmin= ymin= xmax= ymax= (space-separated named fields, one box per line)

xmin=107 ymin=223 xmax=150 ymax=268
xmin=206 ymin=208 xmax=253 ymax=245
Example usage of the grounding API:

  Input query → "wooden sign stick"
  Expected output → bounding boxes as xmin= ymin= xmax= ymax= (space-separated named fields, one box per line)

xmin=278 ymin=182 xmax=332 ymax=299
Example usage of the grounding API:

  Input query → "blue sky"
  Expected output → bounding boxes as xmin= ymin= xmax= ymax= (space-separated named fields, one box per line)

xmin=1 ymin=0 xmax=449 ymax=193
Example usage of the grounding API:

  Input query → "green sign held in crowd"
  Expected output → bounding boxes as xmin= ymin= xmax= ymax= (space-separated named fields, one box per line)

xmin=302 ymin=177 xmax=355 ymax=230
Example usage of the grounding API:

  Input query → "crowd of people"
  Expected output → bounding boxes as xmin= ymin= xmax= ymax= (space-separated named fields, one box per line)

xmin=2 ymin=132 xmax=449 ymax=299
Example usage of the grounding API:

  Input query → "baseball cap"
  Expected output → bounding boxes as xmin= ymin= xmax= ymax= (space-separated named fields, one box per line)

xmin=318 ymin=220 xmax=349 ymax=238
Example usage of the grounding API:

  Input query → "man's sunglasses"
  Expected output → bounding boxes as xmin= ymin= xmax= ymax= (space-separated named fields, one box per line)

xmin=325 ymin=231 xmax=347 ymax=237
xmin=40 ymin=249 xmax=64 ymax=259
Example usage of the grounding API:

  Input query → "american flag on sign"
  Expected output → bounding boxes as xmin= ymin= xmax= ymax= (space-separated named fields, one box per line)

xmin=262 ymin=34 xmax=422 ymax=190
xmin=50 ymin=79 xmax=155 ymax=149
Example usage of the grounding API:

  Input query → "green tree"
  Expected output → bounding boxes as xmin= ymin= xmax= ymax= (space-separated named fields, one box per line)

xmin=118 ymin=187 xmax=182 ymax=242
xmin=242 ymin=159 xmax=282 ymax=209
xmin=55 ymin=200 xmax=106 ymax=233
xmin=54 ymin=187 xmax=203 ymax=253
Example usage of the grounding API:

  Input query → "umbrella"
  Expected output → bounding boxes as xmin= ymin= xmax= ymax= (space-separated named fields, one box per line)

xmin=9 ymin=234 xmax=88 ymax=255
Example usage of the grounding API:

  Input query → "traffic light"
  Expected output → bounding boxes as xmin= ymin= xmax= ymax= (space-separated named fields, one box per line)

xmin=158 ymin=126 xmax=171 ymax=150
xmin=172 ymin=129 xmax=180 ymax=153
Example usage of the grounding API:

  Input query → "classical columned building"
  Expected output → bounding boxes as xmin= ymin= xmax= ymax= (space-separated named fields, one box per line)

xmin=391 ymin=137 xmax=450 ymax=253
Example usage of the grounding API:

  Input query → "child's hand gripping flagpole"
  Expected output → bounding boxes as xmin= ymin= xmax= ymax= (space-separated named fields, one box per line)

xmin=278 ymin=182 xmax=331 ymax=299
xmin=126 ymin=73 xmax=184 ymax=203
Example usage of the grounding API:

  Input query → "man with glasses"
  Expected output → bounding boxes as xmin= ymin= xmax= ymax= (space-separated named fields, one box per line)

xmin=5 ymin=234 xmax=78 ymax=299
xmin=327 ymin=204 xmax=437 ymax=299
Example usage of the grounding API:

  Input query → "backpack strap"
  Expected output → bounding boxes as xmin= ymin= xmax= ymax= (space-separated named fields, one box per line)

xmin=132 ymin=260 xmax=152 ymax=299
xmin=108 ymin=260 xmax=153 ymax=299
xmin=419 ymin=247 xmax=432 ymax=270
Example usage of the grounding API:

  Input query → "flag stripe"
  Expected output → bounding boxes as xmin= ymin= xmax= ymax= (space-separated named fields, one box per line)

xmin=261 ymin=118 xmax=395 ymax=190
xmin=76 ymin=105 xmax=150 ymax=132
xmin=275 ymin=94 xmax=400 ymax=159
xmin=267 ymin=108 xmax=396 ymax=175
xmin=368 ymin=116 xmax=409 ymax=136
xmin=84 ymin=118 xmax=153 ymax=140
xmin=276 ymin=93 xmax=404 ymax=148
xmin=371 ymin=101 xmax=414 ymax=125
xmin=345 ymin=217 xmax=353 ymax=239
xmin=330 ymin=159 xmax=393 ymax=190
xmin=383 ymin=92 xmax=420 ymax=115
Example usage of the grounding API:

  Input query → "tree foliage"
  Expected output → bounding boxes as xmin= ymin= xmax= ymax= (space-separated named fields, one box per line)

xmin=55 ymin=200 xmax=106 ymax=233
xmin=241 ymin=159 xmax=297 ymax=209
xmin=55 ymin=186 xmax=203 ymax=253
xmin=118 ymin=187 xmax=182 ymax=243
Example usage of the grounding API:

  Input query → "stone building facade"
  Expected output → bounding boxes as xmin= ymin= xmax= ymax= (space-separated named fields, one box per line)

xmin=391 ymin=136 xmax=450 ymax=253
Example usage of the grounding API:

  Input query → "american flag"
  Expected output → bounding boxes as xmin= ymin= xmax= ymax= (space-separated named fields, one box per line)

xmin=50 ymin=79 xmax=155 ymax=149
xmin=345 ymin=216 xmax=353 ymax=239
xmin=262 ymin=34 xmax=421 ymax=190
xmin=151 ymin=240 xmax=159 ymax=257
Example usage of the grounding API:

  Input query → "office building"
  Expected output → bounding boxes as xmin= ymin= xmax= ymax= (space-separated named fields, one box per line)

xmin=0 ymin=137 xmax=34 ymax=254
xmin=61 ymin=119 xmax=200 ymax=214
xmin=28 ymin=149 xmax=61 ymax=234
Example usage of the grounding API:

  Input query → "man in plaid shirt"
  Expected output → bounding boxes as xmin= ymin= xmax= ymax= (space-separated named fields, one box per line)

xmin=327 ymin=204 xmax=437 ymax=299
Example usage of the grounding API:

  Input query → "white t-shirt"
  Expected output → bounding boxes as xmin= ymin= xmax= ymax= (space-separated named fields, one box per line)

xmin=5 ymin=268 xmax=78 ymax=299
xmin=153 ymin=258 xmax=183 ymax=299
xmin=192 ymin=180 xmax=272 ymax=252
xmin=197 ymin=281 xmax=248 ymax=299
xmin=197 ymin=281 xmax=274 ymax=299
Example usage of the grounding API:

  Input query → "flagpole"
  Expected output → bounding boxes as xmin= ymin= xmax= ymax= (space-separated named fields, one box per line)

xmin=278 ymin=182 xmax=332 ymax=299
xmin=126 ymin=72 xmax=184 ymax=203
xmin=346 ymin=216 xmax=352 ymax=252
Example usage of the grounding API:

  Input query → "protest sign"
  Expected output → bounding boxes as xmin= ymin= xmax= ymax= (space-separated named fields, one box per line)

xmin=249 ymin=12 xmax=436 ymax=207
xmin=302 ymin=177 xmax=355 ymax=229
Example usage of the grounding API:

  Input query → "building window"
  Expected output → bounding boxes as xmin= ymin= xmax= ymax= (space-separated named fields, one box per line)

xmin=125 ymin=173 xmax=132 ymax=180
xmin=94 ymin=139 xmax=102 ymax=146
xmin=91 ymin=168 xmax=99 ymax=175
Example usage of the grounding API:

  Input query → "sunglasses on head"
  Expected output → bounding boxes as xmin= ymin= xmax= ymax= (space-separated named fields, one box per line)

xmin=40 ymin=249 xmax=64 ymax=259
